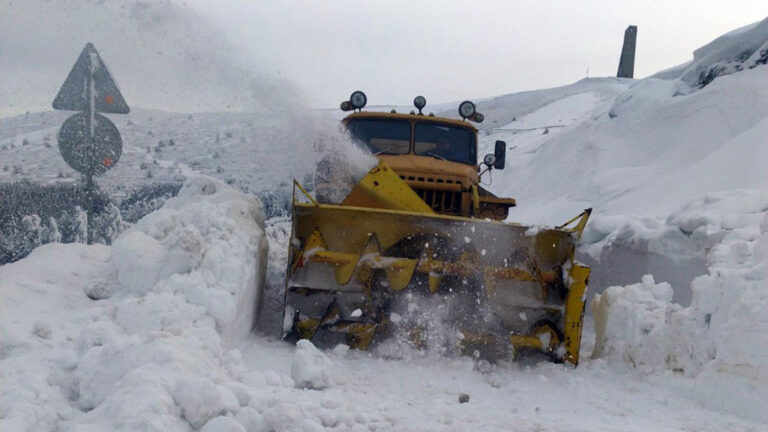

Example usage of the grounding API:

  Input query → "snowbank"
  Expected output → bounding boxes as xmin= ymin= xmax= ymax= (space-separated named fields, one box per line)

xmin=479 ymin=26 xmax=768 ymax=423
xmin=592 ymin=207 xmax=768 ymax=422
xmin=483 ymin=20 xmax=768 ymax=422
xmin=0 ymin=176 xmax=267 ymax=431
xmin=112 ymin=176 xmax=268 ymax=347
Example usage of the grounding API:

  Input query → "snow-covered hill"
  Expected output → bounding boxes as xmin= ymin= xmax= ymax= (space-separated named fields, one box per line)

xmin=0 ymin=108 xmax=329 ymax=197
xmin=1 ymin=13 xmax=768 ymax=432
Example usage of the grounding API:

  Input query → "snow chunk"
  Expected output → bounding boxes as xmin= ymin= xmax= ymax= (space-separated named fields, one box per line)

xmin=201 ymin=416 xmax=246 ymax=432
xmin=524 ymin=226 xmax=540 ymax=236
xmin=173 ymin=378 xmax=226 ymax=429
xmin=592 ymin=275 xmax=682 ymax=369
xmin=591 ymin=274 xmax=678 ymax=366
xmin=32 ymin=320 xmax=52 ymax=339
xmin=291 ymin=339 xmax=333 ymax=390
xmin=115 ymin=291 xmax=208 ymax=336
xmin=111 ymin=230 xmax=166 ymax=295
xmin=84 ymin=278 xmax=114 ymax=300
xmin=264 ymin=403 xmax=304 ymax=432
xmin=235 ymin=407 xmax=265 ymax=432
xmin=331 ymin=343 xmax=350 ymax=357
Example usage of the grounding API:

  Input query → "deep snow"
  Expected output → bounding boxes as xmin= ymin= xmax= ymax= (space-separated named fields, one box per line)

xmin=0 ymin=177 xmax=268 ymax=431
xmin=1 ymin=15 xmax=768 ymax=432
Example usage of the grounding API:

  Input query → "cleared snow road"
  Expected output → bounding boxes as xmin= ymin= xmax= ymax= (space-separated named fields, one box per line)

xmin=239 ymin=332 xmax=763 ymax=432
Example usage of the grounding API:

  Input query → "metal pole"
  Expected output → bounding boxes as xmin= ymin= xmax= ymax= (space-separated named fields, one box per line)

xmin=85 ymin=51 xmax=95 ymax=245
xmin=85 ymin=173 xmax=94 ymax=244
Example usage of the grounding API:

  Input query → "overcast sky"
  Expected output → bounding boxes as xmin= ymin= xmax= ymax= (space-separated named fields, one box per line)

xmin=185 ymin=0 xmax=768 ymax=107
xmin=1 ymin=1 xmax=766 ymax=116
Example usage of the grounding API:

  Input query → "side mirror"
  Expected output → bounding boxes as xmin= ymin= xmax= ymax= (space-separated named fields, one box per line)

xmin=494 ymin=140 xmax=506 ymax=170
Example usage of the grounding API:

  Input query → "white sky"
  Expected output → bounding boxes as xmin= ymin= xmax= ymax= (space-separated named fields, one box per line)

xmin=185 ymin=0 xmax=768 ymax=107
xmin=0 ymin=1 xmax=766 ymax=116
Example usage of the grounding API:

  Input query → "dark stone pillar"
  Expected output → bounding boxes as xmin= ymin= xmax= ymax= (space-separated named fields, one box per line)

xmin=617 ymin=25 xmax=637 ymax=78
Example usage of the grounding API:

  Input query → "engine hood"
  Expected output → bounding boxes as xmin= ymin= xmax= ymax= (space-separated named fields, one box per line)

xmin=377 ymin=154 xmax=478 ymax=188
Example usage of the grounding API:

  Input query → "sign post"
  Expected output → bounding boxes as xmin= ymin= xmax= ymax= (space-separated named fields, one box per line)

xmin=52 ymin=43 xmax=129 ymax=244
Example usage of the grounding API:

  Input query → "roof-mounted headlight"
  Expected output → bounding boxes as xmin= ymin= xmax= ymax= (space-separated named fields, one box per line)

xmin=459 ymin=100 xmax=484 ymax=122
xmin=414 ymin=95 xmax=426 ymax=114
xmin=458 ymin=100 xmax=476 ymax=119
xmin=350 ymin=91 xmax=367 ymax=110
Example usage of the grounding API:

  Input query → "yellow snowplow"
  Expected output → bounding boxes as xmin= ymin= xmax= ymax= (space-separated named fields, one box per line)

xmin=282 ymin=92 xmax=592 ymax=365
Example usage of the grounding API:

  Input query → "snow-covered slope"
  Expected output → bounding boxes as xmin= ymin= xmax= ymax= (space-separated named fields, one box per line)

xmin=0 ymin=108 xmax=328 ymax=197
xmin=471 ymin=18 xmax=768 ymax=425
xmin=479 ymin=66 xmax=767 ymax=222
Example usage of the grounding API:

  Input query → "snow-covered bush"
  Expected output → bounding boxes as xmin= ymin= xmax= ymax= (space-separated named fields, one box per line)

xmin=118 ymin=182 xmax=182 ymax=223
xmin=0 ymin=182 xmax=123 ymax=264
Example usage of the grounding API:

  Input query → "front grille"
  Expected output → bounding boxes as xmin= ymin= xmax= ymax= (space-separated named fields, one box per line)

xmin=400 ymin=175 xmax=457 ymax=185
xmin=398 ymin=174 xmax=463 ymax=215
xmin=411 ymin=186 xmax=462 ymax=215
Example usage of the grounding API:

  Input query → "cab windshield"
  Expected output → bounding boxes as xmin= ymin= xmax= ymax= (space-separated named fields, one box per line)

xmin=347 ymin=118 xmax=476 ymax=165
xmin=347 ymin=119 xmax=410 ymax=155
xmin=414 ymin=123 xmax=476 ymax=165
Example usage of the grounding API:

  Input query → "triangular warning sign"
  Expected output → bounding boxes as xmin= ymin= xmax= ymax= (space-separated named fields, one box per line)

xmin=52 ymin=43 xmax=130 ymax=114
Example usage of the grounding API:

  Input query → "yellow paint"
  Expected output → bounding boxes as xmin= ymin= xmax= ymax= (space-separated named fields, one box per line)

xmin=286 ymin=161 xmax=593 ymax=367
xmin=333 ymin=322 xmax=378 ymax=349
xmin=509 ymin=333 xmax=544 ymax=350
xmin=296 ymin=317 xmax=321 ymax=340
xmin=384 ymin=260 xmax=418 ymax=291
xmin=563 ymin=264 xmax=590 ymax=365
xmin=341 ymin=161 xmax=434 ymax=214
xmin=509 ymin=322 xmax=560 ymax=352
xmin=557 ymin=208 xmax=592 ymax=239
xmin=428 ymin=273 xmax=441 ymax=293
xmin=293 ymin=179 xmax=318 ymax=206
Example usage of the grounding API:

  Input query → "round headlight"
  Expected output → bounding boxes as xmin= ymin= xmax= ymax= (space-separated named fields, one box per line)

xmin=458 ymin=100 xmax=476 ymax=119
xmin=414 ymin=95 xmax=426 ymax=111
xmin=350 ymin=91 xmax=367 ymax=110
xmin=484 ymin=154 xmax=497 ymax=166
xmin=474 ymin=112 xmax=484 ymax=123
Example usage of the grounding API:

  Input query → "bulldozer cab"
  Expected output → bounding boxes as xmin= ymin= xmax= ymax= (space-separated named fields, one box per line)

xmin=344 ymin=113 xmax=477 ymax=166
xmin=339 ymin=98 xmax=514 ymax=220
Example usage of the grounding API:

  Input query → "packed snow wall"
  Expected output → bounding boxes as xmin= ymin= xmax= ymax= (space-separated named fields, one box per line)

xmin=462 ymin=18 xmax=768 ymax=423
xmin=0 ymin=176 xmax=268 ymax=431
xmin=111 ymin=176 xmax=268 ymax=346
xmin=591 ymin=193 xmax=768 ymax=423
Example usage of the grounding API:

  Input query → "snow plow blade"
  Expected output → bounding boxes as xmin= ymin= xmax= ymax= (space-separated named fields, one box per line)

xmin=283 ymin=162 xmax=591 ymax=365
